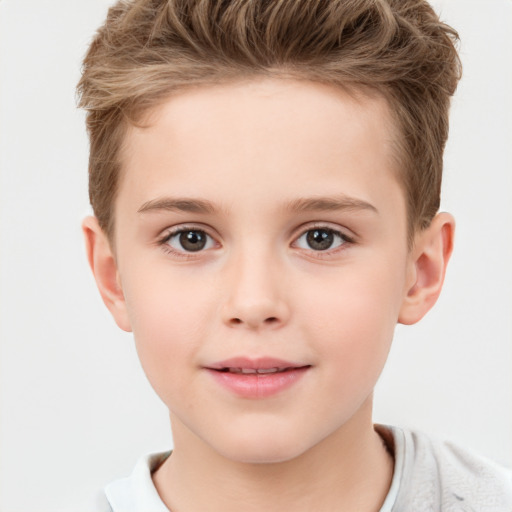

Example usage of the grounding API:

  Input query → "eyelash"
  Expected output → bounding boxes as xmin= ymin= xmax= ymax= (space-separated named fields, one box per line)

xmin=294 ymin=226 xmax=354 ymax=258
xmin=157 ymin=224 xmax=355 ymax=260
xmin=158 ymin=225 xmax=217 ymax=260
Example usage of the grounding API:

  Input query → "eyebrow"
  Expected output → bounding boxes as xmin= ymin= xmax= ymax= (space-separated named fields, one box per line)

xmin=138 ymin=198 xmax=218 ymax=215
xmin=284 ymin=195 xmax=378 ymax=214
xmin=137 ymin=195 xmax=378 ymax=215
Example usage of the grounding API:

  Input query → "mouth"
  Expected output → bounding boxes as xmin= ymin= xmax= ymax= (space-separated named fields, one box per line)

xmin=215 ymin=366 xmax=308 ymax=374
xmin=206 ymin=356 xmax=310 ymax=373
xmin=205 ymin=357 xmax=311 ymax=398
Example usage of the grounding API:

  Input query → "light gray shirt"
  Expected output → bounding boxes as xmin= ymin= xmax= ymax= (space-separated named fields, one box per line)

xmin=96 ymin=425 xmax=512 ymax=511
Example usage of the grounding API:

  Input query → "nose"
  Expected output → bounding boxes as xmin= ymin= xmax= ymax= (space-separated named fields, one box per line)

xmin=221 ymin=247 xmax=290 ymax=331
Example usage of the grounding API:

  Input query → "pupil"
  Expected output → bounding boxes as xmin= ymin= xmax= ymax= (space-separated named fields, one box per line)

xmin=307 ymin=229 xmax=333 ymax=250
xmin=180 ymin=231 xmax=206 ymax=251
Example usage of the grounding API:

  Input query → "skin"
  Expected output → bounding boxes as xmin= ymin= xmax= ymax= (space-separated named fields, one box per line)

xmin=84 ymin=78 xmax=454 ymax=511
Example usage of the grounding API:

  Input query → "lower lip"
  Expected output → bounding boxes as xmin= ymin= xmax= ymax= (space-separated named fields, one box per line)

xmin=206 ymin=367 xmax=310 ymax=399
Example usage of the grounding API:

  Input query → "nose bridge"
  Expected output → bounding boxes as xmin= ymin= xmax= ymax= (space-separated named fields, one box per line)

xmin=221 ymin=239 xmax=289 ymax=330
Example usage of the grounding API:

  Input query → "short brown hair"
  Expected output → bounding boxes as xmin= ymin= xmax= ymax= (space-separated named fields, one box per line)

xmin=77 ymin=0 xmax=461 ymax=242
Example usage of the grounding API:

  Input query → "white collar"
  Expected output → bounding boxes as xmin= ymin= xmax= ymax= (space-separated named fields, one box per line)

xmin=104 ymin=425 xmax=404 ymax=512
xmin=105 ymin=451 xmax=171 ymax=512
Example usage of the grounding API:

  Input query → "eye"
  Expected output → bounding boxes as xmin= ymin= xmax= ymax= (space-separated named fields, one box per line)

xmin=294 ymin=227 xmax=350 ymax=252
xmin=162 ymin=228 xmax=215 ymax=253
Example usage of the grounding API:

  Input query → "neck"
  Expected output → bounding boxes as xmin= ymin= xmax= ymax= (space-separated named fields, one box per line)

xmin=153 ymin=398 xmax=393 ymax=512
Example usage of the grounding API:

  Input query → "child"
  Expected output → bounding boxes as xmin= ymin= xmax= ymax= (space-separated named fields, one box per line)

xmin=77 ymin=0 xmax=512 ymax=510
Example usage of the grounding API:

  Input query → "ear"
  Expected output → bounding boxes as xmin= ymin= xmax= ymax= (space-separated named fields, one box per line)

xmin=398 ymin=212 xmax=455 ymax=325
xmin=82 ymin=216 xmax=132 ymax=332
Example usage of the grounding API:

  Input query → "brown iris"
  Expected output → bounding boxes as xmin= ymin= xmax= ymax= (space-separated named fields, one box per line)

xmin=306 ymin=229 xmax=335 ymax=250
xmin=179 ymin=230 xmax=207 ymax=252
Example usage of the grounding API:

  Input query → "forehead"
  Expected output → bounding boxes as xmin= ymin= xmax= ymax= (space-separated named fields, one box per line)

xmin=117 ymin=78 xmax=403 ymax=222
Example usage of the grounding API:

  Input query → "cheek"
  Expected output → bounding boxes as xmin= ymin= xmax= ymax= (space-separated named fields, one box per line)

xmin=297 ymin=264 xmax=404 ymax=379
xmin=122 ymin=269 xmax=216 ymax=399
xmin=125 ymin=264 xmax=214 ymax=332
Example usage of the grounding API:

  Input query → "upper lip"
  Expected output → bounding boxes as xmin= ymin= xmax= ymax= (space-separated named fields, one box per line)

xmin=206 ymin=357 xmax=309 ymax=371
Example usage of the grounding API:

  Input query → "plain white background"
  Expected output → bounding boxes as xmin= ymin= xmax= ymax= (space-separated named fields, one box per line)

xmin=0 ymin=1 xmax=511 ymax=510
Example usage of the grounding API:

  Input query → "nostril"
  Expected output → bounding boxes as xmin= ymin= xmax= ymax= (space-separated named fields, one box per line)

xmin=227 ymin=316 xmax=282 ymax=328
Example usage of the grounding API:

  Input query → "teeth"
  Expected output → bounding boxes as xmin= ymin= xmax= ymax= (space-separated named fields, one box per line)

xmin=257 ymin=367 xmax=281 ymax=374
xmin=227 ymin=367 xmax=283 ymax=374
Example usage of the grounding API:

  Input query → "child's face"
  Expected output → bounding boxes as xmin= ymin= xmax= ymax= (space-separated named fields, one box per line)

xmin=110 ymin=78 xmax=415 ymax=462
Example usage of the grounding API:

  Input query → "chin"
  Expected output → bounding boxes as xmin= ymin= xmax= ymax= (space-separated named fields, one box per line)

xmin=210 ymin=425 xmax=315 ymax=465
xmin=222 ymin=445 xmax=306 ymax=465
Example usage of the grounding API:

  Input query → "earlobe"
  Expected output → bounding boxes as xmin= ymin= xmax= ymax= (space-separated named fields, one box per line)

xmin=398 ymin=213 xmax=455 ymax=325
xmin=82 ymin=216 xmax=132 ymax=332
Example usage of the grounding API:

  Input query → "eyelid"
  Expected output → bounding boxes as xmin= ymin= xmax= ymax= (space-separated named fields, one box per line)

xmin=291 ymin=222 xmax=355 ymax=256
xmin=156 ymin=221 xmax=355 ymax=260
xmin=293 ymin=222 xmax=355 ymax=242
xmin=157 ymin=224 xmax=219 ymax=259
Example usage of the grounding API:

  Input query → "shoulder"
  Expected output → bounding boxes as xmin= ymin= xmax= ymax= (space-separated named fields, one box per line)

xmin=385 ymin=425 xmax=512 ymax=512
